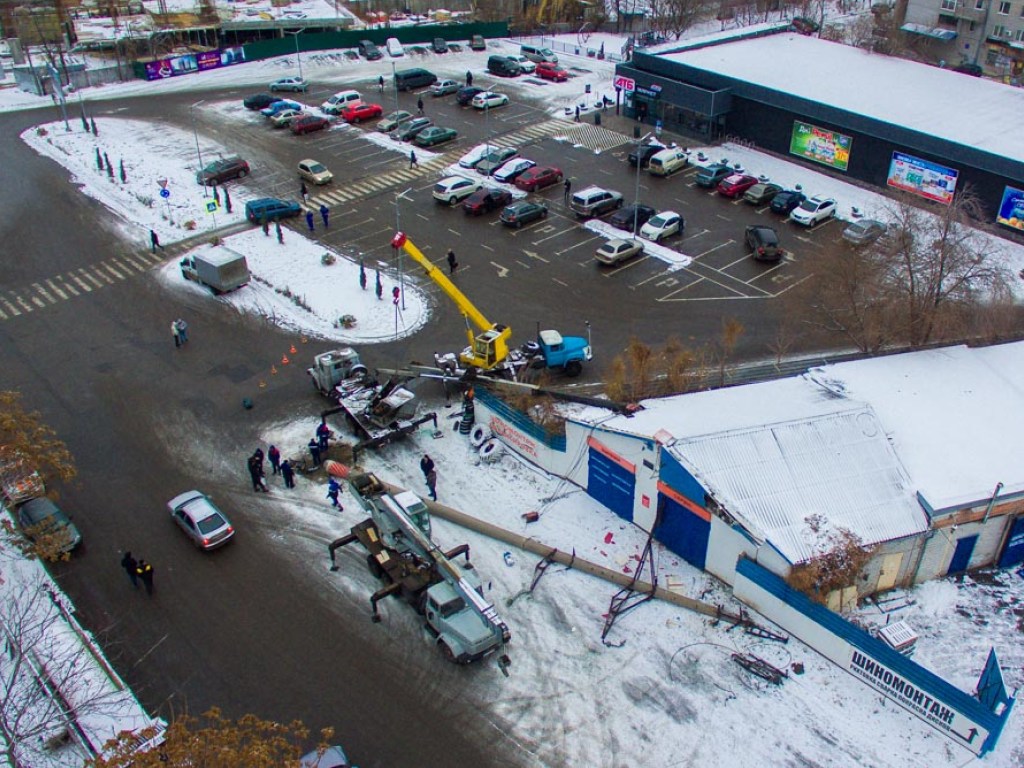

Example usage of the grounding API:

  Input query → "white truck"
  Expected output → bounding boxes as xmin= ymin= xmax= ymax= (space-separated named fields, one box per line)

xmin=180 ymin=246 xmax=250 ymax=294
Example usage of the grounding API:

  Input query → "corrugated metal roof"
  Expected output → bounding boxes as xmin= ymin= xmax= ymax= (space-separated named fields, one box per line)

xmin=668 ymin=406 xmax=928 ymax=564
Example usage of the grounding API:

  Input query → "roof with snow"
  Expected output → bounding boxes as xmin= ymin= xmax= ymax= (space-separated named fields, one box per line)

xmin=573 ymin=341 xmax=1024 ymax=561
xmin=658 ymin=33 xmax=1024 ymax=164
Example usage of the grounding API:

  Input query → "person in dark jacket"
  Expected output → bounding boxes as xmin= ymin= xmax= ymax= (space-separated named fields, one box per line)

xmin=420 ymin=454 xmax=435 ymax=480
xmin=327 ymin=478 xmax=342 ymax=508
xmin=248 ymin=454 xmax=267 ymax=492
xmin=316 ymin=421 xmax=330 ymax=452
xmin=281 ymin=459 xmax=295 ymax=488
xmin=308 ymin=439 xmax=322 ymax=466
xmin=121 ymin=551 xmax=138 ymax=588
xmin=136 ymin=559 xmax=154 ymax=596
xmin=267 ymin=445 xmax=281 ymax=475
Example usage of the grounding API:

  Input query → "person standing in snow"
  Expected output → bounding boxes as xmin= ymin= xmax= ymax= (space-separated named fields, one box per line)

xmin=267 ymin=445 xmax=281 ymax=475
xmin=420 ymin=454 xmax=435 ymax=481
xmin=281 ymin=459 xmax=295 ymax=489
xmin=327 ymin=478 xmax=342 ymax=508
xmin=308 ymin=438 xmax=322 ymax=467
xmin=171 ymin=320 xmax=181 ymax=348
xmin=425 ymin=468 xmax=437 ymax=501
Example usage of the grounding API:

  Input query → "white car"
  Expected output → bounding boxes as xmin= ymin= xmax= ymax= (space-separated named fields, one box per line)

xmin=790 ymin=195 xmax=837 ymax=226
xmin=493 ymin=157 xmax=536 ymax=184
xmin=269 ymin=76 xmax=307 ymax=92
xmin=507 ymin=55 xmax=536 ymax=74
xmin=457 ymin=143 xmax=493 ymax=169
xmin=433 ymin=175 xmax=484 ymax=205
xmin=639 ymin=211 xmax=683 ymax=242
xmin=168 ymin=490 xmax=235 ymax=550
xmin=270 ymin=108 xmax=304 ymax=128
xmin=386 ymin=37 xmax=404 ymax=57
xmin=471 ymin=92 xmax=510 ymax=110
xmin=321 ymin=90 xmax=361 ymax=115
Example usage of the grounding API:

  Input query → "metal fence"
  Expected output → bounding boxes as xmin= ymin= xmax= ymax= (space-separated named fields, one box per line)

xmin=507 ymin=34 xmax=628 ymax=63
xmin=475 ymin=389 xmax=567 ymax=452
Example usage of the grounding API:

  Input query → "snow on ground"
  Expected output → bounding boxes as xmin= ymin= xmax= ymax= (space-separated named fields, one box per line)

xmin=9 ymin=33 xmax=1024 ymax=768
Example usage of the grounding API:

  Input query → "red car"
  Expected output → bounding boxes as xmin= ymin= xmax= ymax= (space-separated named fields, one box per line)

xmin=463 ymin=187 xmax=513 ymax=215
xmin=535 ymin=62 xmax=569 ymax=82
xmin=514 ymin=165 xmax=563 ymax=192
xmin=291 ymin=115 xmax=329 ymax=135
xmin=717 ymin=174 xmax=759 ymax=198
xmin=341 ymin=102 xmax=384 ymax=123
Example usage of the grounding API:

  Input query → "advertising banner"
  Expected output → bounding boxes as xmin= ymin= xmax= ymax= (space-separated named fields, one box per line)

xmin=887 ymin=152 xmax=959 ymax=204
xmin=995 ymin=186 xmax=1024 ymax=231
xmin=789 ymin=121 xmax=852 ymax=172
xmin=144 ymin=46 xmax=246 ymax=81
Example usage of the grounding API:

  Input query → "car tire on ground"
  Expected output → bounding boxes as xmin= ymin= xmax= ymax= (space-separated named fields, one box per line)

xmin=479 ymin=439 xmax=504 ymax=462
xmin=237 ymin=169 xmax=247 ymax=179
xmin=469 ymin=423 xmax=491 ymax=447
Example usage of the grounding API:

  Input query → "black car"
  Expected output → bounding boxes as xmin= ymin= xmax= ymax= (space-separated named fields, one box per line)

xmin=243 ymin=93 xmax=282 ymax=110
xmin=463 ymin=187 xmax=513 ymax=215
xmin=770 ymin=189 xmax=807 ymax=215
xmin=608 ymin=204 xmax=657 ymax=232
xmin=745 ymin=225 xmax=783 ymax=261
xmin=433 ymin=37 xmax=448 ymax=53
xmin=456 ymin=86 xmax=484 ymax=106
xmin=628 ymin=143 xmax=663 ymax=168
xmin=500 ymin=200 xmax=549 ymax=228
xmin=358 ymin=40 xmax=383 ymax=60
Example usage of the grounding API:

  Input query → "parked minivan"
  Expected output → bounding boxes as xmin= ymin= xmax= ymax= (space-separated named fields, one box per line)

xmin=521 ymin=43 xmax=558 ymax=64
xmin=488 ymin=55 xmax=521 ymax=77
xmin=569 ymin=186 xmax=624 ymax=219
xmin=386 ymin=37 xmax=404 ymax=57
xmin=393 ymin=68 xmax=437 ymax=91
xmin=648 ymin=147 xmax=689 ymax=177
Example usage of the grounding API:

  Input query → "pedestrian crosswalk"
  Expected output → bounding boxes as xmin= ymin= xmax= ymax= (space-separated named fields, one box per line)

xmin=548 ymin=122 xmax=632 ymax=153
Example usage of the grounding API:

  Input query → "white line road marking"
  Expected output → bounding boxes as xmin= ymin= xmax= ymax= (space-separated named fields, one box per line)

xmin=491 ymin=262 xmax=509 ymax=277
xmin=522 ymin=249 xmax=549 ymax=263
xmin=552 ymin=277 xmax=569 ymax=287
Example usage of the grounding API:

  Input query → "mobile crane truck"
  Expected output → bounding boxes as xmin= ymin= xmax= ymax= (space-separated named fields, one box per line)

xmin=328 ymin=471 xmax=511 ymax=670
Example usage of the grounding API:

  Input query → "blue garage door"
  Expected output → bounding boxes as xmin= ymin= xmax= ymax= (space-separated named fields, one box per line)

xmin=656 ymin=494 xmax=710 ymax=570
xmin=588 ymin=447 xmax=635 ymax=522
xmin=947 ymin=535 xmax=978 ymax=575
xmin=998 ymin=517 xmax=1024 ymax=568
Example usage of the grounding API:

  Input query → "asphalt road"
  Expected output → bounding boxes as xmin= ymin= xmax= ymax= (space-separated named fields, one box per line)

xmin=0 ymin=78 xmax=841 ymax=767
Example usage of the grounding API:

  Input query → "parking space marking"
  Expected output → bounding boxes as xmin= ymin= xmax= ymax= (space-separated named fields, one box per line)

xmin=597 ymin=255 xmax=651 ymax=275
xmin=552 ymin=277 xmax=569 ymax=287
xmin=555 ymin=234 xmax=602 ymax=255
xmin=522 ymin=249 xmax=549 ymax=263
xmin=532 ymin=224 xmax=580 ymax=245
xmin=491 ymin=262 xmax=509 ymax=277
xmin=333 ymin=217 xmax=375 ymax=234
xmin=514 ymin=260 xmax=532 ymax=269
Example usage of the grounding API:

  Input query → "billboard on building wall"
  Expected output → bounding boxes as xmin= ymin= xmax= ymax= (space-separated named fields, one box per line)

xmin=144 ymin=47 xmax=246 ymax=81
xmin=789 ymin=121 xmax=852 ymax=172
xmin=886 ymin=152 xmax=959 ymax=205
xmin=995 ymin=186 xmax=1024 ymax=231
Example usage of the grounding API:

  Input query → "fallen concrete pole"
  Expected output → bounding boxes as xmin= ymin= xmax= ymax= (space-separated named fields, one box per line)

xmin=383 ymin=482 xmax=746 ymax=625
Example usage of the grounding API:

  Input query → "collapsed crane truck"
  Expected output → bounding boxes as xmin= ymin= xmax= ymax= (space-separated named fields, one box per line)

xmin=329 ymin=471 xmax=511 ymax=669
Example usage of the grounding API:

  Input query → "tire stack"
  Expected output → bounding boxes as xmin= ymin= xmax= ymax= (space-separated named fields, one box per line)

xmin=470 ymin=424 xmax=504 ymax=463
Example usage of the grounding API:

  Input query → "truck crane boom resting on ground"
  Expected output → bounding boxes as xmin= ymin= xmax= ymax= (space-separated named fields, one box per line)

xmin=329 ymin=471 xmax=511 ymax=669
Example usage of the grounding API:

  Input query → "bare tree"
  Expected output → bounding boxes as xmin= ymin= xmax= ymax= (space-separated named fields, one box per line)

xmin=663 ymin=0 xmax=713 ymax=39
xmin=785 ymin=513 xmax=876 ymax=604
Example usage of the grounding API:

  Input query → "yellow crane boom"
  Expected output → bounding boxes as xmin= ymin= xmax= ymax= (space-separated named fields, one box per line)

xmin=391 ymin=231 xmax=512 ymax=371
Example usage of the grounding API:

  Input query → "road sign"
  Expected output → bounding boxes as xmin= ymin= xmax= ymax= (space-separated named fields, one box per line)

xmin=159 ymin=188 xmax=170 ymax=199
xmin=614 ymin=75 xmax=635 ymax=92
xmin=205 ymin=201 xmax=218 ymax=213
xmin=655 ymin=119 xmax=663 ymax=137
xmin=157 ymin=178 xmax=168 ymax=189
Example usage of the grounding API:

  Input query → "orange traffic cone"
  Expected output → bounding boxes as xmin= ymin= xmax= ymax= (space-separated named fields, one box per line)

xmin=271 ymin=365 xmax=278 ymax=375
xmin=290 ymin=344 xmax=297 ymax=354
xmin=281 ymin=354 xmax=290 ymax=365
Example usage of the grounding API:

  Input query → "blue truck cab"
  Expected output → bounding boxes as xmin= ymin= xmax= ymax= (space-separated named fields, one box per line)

xmin=536 ymin=329 xmax=591 ymax=377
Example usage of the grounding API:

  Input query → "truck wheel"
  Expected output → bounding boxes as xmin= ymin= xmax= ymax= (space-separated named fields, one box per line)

xmin=469 ymin=424 xmax=491 ymax=447
xmin=564 ymin=360 xmax=583 ymax=377
xmin=415 ymin=591 xmax=428 ymax=615
xmin=237 ymin=169 xmax=247 ymax=179
xmin=366 ymin=553 xmax=383 ymax=579
xmin=479 ymin=439 xmax=504 ymax=463
xmin=439 ymin=640 xmax=457 ymax=663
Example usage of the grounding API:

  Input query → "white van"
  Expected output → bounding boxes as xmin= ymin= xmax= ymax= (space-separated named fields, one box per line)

xmin=320 ymin=90 xmax=361 ymax=115
xmin=386 ymin=37 xmax=405 ymax=57
xmin=648 ymin=147 xmax=689 ymax=177
xmin=521 ymin=43 xmax=558 ymax=64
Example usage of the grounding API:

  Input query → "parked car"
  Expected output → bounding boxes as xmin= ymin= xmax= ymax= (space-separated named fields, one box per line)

xmin=521 ymin=43 xmax=557 ymax=63
xmin=390 ymin=116 xmax=431 ymax=142
xmin=17 ymin=497 xmax=82 ymax=554
xmin=500 ymin=200 xmax=549 ymax=228
xmin=640 ymin=211 xmax=683 ymax=242
xmin=300 ymin=745 xmax=352 ymax=768
xmin=953 ymin=62 xmax=984 ymax=76
xmin=628 ymin=142 xmax=664 ymax=168
xmin=393 ymin=68 xmax=437 ymax=91
xmin=291 ymin=115 xmax=330 ymax=135
xmin=341 ymin=102 xmax=383 ymax=123
xmin=745 ymin=225 xmax=783 ymax=261
xmin=717 ymin=173 xmax=759 ymax=198
xmin=791 ymin=16 xmax=820 ymax=34
xmin=790 ymin=195 xmax=837 ymax=226
xmin=196 ymin=157 xmax=249 ymax=186
xmin=386 ymin=37 xmax=404 ymax=57
xmin=493 ymin=157 xmax=535 ymax=183
xmin=433 ymin=175 xmax=483 ymax=205
xmin=168 ymin=490 xmax=235 ymax=550
xmin=456 ymin=86 xmax=484 ymax=106
xmin=358 ymin=40 xmax=383 ymax=60
xmin=475 ymin=147 xmax=518 ymax=176
xmin=469 ymin=34 xmax=486 ymax=50
xmin=298 ymin=158 xmax=333 ymax=185
xmin=433 ymin=37 xmax=448 ymax=53
xmin=570 ymin=186 xmax=624 ymax=218
xmin=321 ymin=90 xmax=362 ymax=115
xmin=415 ymin=126 xmax=458 ymax=147
xmin=648 ymin=147 xmax=689 ymax=177
xmin=770 ymin=189 xmax=807 ymax=215
xmin=269 ymin=76 xmax=307 ymax=92
xmin=463 ymin=187 xmax=513 ymax=215
xmin=245 ymin=198 xmax=302 ymax=223
xmin=608 ymin=203 xmax=657 ymax=232
xmin=471 ymin=92 xmax=510 ymax=110
xmin=270 ymin=108 xmax=304 ymax=128
xmin=535 ymin=61 xmax=569 ymax=81
xmin=694 ymin=163 xmax=733 ymax=188
xmin=0 ymin=447 xmax=44 ymax=505
xmin=377 ymin=109 xmax=413 ymax=132
xmin=243 ymin=93 xmax=282 ymax=110
xmin=431 ymin=79 xmax=460 ymax=96
xmin=514 ymin=165 xmax=563 ymax=192
xmin=507 ymin=54 xmax=536 ymax=73
xmin=842 ymin=219 xmax=887 ymax=245
xmin=261 ymin=99 xmax=302 ymax=117
xmin=595 ymin=238 xmax=644 ymax=266
xmin=743 ymin=182 xmax=783 ymax=205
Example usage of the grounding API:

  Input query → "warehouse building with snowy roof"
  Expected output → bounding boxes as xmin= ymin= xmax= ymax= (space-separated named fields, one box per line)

xmin=614 ymin=29 xmax=1024 ymax=231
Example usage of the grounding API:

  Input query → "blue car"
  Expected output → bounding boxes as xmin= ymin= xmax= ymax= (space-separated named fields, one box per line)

xmin=261 ymin=100 xmax=301 ymax=117
xmin=245 ymin=198 xmax=302 ymax=223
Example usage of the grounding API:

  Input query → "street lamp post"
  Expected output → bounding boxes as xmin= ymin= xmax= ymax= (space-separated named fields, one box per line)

xmin=394 ymin=187 xmax=412 ymax=311
xmin=190 ymin=100 xmax=207 ymax=199
xmin=633 ymin=131 xmax=652 ymax=237
xmin=285 ymin=29 xmax=304 ymax=81
xmin=391 ymin=61 xmax=399 ymax=109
